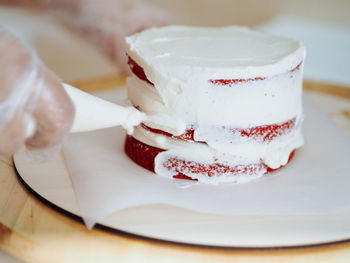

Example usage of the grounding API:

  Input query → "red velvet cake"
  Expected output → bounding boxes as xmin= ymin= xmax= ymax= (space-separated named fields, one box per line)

xmin=124 ymin=25 xmax=305 ymax=184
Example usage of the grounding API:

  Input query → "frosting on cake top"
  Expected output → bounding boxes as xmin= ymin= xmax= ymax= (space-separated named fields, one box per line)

xmin=126 ymin=25 xmax=305 ymax=80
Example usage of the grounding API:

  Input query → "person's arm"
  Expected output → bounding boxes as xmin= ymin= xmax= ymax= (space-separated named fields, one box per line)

xmin=0 ymin=28 xmax=74 ymax=157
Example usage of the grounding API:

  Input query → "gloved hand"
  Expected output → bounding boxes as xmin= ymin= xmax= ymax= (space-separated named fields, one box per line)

xmin=0 ymin=28 xmax=74 ymax=157
xmin=57 ymin=0 xmax=171 ymax=74
xmin=1 ymin=0 xmax=171 ymax=74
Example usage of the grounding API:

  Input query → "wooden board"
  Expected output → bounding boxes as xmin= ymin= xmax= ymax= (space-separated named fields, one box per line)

xmin=1 ymin=77 xmax=350 ymax=263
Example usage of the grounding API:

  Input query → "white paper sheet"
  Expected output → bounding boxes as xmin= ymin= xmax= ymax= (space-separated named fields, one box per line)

xmin=63 ymin=93 xmax=350 ymax=228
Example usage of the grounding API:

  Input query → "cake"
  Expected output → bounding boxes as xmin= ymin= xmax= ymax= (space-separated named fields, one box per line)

xmin=124 ymin=25 xmax=305 ymax=184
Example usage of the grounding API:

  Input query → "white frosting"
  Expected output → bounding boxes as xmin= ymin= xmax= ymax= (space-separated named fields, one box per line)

xmin=126 ymin=25 xmax=305 ymax=80
xmin=125 ymin=25 xmax=305 ymax=183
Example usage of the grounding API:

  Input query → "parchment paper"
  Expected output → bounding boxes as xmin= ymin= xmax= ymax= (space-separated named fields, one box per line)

xmin=63 ymin=93 xmax=350 ymax=228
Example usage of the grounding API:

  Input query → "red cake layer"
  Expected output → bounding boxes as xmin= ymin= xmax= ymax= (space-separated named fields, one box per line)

xmin=127 ymin=56 xmax=302 ymax=87
xmin=128 ymin=57 xmax=154 ymax=85
xmin=124 ymin=135 xmax=295 ymax=181
xmin=210 ymin=77 xmax=266 ymax=85
xmin=141 ymin=117 xmax=296 ymax=143
xmin=163 ymin=157 xmax=265 ymax=178
xmin=125 ymin=134 xmax=164 ymax=172
xmin=210 ymin=62 xmax=301 ymax=85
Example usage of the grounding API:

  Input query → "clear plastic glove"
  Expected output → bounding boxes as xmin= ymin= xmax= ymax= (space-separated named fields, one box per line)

xmin=59 ymin=0 xmax=171 ymax=74
xmin=0 ymin=28 xmax=74 ymax=157
xmin=1 ymin=0 xmax=171 ymax=74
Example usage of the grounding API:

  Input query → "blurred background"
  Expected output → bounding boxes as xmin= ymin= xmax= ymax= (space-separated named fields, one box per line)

xmin=146 ymin=0 xmax=350 ymax=27
xmin=149 ymin=0 xmax=350 ymax=87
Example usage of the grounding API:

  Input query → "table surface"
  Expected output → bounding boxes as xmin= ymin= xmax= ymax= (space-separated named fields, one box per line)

xmin=0 ymin=75 xmax=350 ymax=263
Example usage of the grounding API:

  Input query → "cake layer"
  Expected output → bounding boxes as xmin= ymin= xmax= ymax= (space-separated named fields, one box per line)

xmin=141 ymin=117 xmax=297 ymax=143
xmin=132 ymin=124 xmax=303 ymax=170
xmin=125 ymin=135 xmax=295 ymax=184
xmin=128 ymin=56 xmax=301 ymax=87
xmin=127 ymin=65 xmax=303 ymax=130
